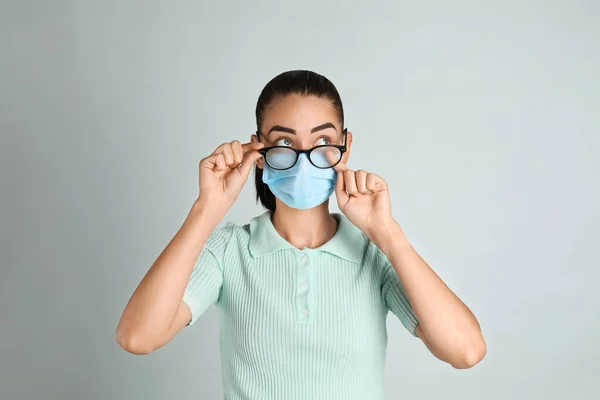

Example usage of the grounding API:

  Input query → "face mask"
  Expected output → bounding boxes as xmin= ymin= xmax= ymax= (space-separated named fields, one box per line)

xmin=262 ymin=153 xmax=337 ymax=210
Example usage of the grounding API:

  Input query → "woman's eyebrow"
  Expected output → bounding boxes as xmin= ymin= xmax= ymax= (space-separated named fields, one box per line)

xmin=267 ymin=125 xmax=296 ymax=135
xmin=266 ymin=122 xmax=337 ymax=135
xmin=310 ymin=122 xmax=337 ymax=133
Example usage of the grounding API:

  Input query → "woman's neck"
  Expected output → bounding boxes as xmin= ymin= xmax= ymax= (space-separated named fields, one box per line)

xmin=271 ymin=201 xmax=338 ymax=250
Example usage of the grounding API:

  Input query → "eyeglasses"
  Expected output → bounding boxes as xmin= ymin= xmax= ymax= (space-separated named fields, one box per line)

xmin=256 ymin=128 xmax=348 ymax=170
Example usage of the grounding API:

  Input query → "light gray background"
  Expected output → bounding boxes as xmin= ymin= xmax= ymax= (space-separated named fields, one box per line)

xmin=1 ymin=1 xmax=598 ymax=399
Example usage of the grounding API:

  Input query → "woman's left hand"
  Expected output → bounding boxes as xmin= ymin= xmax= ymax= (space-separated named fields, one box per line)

xmin=333 ymin=161 xmax=395 ymax=239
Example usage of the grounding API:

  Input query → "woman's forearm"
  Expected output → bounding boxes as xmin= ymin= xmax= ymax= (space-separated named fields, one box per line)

xmin=373 ymin=220 xmax=486 ymax=369
xmin=116 ymin=199 xmax=222 ymax=353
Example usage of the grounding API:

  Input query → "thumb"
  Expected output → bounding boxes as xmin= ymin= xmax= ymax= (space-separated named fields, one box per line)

xmin=238 ymin=150 xmax=263 ymax=178
xmin=335 ymin=171 xmax=349 ymax=207
xmin=333 ymin=159 xmax=348 ymax=173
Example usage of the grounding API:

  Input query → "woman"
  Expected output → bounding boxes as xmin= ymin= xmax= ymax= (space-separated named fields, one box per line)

xmin=116 ymin=70 xmax=486 ymax=399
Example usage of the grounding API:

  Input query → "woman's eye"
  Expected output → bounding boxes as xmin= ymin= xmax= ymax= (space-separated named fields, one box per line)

xmin=275 ymin=138 xmax=293 ymax=147
xmin=316 ymin=137 xmax=331 ymax=146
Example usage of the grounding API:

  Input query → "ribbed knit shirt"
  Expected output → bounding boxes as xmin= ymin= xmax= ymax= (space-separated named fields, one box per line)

xmin=182 ymin=211 xmax=418 ymax=400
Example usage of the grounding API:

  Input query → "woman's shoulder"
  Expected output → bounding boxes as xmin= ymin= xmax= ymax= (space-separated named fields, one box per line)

xmin=204 ymin=215 xmax=260 ymax=253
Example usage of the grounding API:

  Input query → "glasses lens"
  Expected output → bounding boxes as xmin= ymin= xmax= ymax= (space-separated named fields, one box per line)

xmin=266 ymin=147 xmax=297 ymax=169
xmin=311 ymin=146 xmax=342 ymax=168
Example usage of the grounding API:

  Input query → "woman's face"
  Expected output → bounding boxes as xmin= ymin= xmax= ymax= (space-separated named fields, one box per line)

xmin=252 ymin=94 xmax=352 ymax=169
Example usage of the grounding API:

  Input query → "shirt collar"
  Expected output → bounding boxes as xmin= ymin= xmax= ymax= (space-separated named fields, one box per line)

xmin=249 ymin=211 xmax=365 ymax=263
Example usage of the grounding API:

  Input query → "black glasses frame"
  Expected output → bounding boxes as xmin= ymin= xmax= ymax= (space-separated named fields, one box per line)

xmin=256 ymin=128 xmax=348 ymax=170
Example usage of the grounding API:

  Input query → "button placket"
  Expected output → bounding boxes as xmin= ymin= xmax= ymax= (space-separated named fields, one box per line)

xmin=296 ymin=250 xmax=312 ymax=322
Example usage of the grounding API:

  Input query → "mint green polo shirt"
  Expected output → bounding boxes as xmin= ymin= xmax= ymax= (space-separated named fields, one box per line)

xmin=183 ymin=211 xmax=418 ymax=400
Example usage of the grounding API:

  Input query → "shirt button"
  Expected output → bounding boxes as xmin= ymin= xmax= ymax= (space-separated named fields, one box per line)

xmin=300 ymin=308 xmax=308 ymax=316
xmin=300 ymin=255 xmax=307 ymax=264
xmin=299 ymin=283 xmax=308 ymax=291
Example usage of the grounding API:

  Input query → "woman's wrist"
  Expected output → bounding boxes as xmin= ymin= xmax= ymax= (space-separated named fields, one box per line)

xmin=369 ymin=219 xmax=411 ymax=255
xmin=189 ymin=197 xmax=225 ymax=232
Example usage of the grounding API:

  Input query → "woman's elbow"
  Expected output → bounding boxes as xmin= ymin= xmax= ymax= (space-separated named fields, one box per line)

xmin=116 ymin=325 xmax=156 ymax=355
xmin=451 ymin=336 xmax=487 ymax=369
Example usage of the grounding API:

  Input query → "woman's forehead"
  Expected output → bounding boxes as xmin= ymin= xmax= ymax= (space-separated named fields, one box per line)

xmin=263 ymin=94 xmax=341 ymax=132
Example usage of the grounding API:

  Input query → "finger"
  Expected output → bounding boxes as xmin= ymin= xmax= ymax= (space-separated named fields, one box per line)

xmin=242 ymin=141 xmax=265 ymax=153
xmin=335 ymin=171 xmax=349 ymax=205
xmin=323 ymin=148 xmax=341 ymax=168
xmin=356 ymin=170 xmax=369 ymax=194
xmin=335 ymin=168 xmax=345 ymax=193
xmin=366 ymin=173 xmax=386 ymax=192
xmin=231 ymin=140 xmax=243 ymax=166
xmin=344 ymin=170 xmax=359 ymax=196
xmin=333 ymin=158 xmax=348 ymax=173
xmin=199 ymin=155 xmax=217 ymax=170
xmin=214 ymin=140 xmax=263 ymax=156
xmin=238 ymin=150 xmax=263 ymax=178
xmin=212 ymin=142 xmax=227 ymax=155
xmin=221 ymin=143 xmax=234 ymax=166
xmin=200 ymin=153 xmax=224 ymax=170
xmin=215 ymin=153 xmax=227 ymax=171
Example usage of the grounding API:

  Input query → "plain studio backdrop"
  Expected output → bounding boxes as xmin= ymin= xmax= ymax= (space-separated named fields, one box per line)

xmin=1 ymin=1 xmax=598 ymax=399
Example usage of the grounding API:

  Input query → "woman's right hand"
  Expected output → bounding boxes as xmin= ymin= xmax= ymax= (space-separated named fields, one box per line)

xmin=197 ymin=139 xmax=264 ymax=216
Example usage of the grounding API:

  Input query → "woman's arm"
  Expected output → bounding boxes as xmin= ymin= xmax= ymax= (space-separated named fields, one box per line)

xmin=372 ymin=221 xmax=486 ymax=369
xmin=116 ymin=201 xmax=220 ymax=355
xmin=332 ymin=157 xmax=486 ymax=369
xmin=116 ymin=140 xmax=263 ymax=355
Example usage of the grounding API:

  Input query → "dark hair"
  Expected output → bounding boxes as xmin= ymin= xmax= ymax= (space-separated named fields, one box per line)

xmin=254 ymin=70 xmax=345 ymax=211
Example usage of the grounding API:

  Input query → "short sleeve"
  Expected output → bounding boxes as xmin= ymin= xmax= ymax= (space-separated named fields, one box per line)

xmin=182 ymin=224 xmax=234 ymax=326
xmin=379 ymin=249 xmax=419 ymax=337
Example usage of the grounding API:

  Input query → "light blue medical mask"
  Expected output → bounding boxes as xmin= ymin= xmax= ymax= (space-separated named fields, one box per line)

xmin=262 ymin=153 xmax=337 ymax=210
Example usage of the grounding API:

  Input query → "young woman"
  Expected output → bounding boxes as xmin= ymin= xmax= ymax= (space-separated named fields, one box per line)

xmin=117 ymin=70 xmax=486 ymax=399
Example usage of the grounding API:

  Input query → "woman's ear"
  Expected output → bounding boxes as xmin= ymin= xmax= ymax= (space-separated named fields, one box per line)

xmin=342 ymin=130 xmax=353 ymax=164
xmin=251 ymin=134 xmax=264 ymax=169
